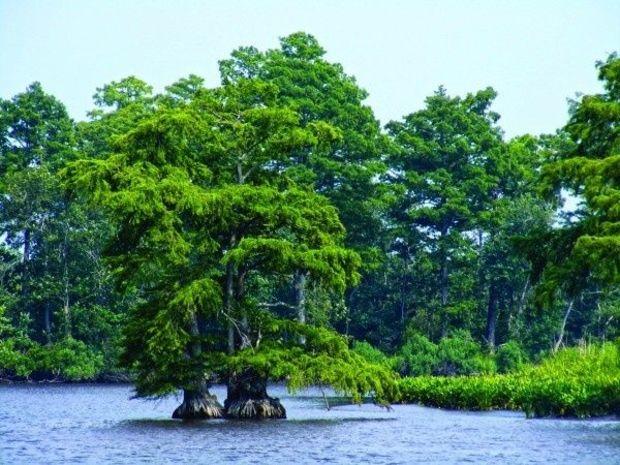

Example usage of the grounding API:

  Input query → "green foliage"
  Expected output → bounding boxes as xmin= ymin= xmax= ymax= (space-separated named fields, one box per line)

xmin=398 ymin=342 xmax=620 ymax=418
xmin=220 ymin=32 xmax=389 ymax=252
xmin=538 ymin=54 xmax=620 ymax=294
xmin=395 ymin=330 xmax=495 ymax=376
xmin=0 ymin=339 xmax=34 ymax=378
xmin=221 ymin=319 xmax=398 ymax=403
xmin=0 ymin=36 xmax=618 ymax=419
xmin=0 ymin=81 xmax=122 ymax=380
xmin=385 ymin=86 xmax=514 ymax=342
xmin=0 ymin=340 xmax=104 ymax=382
xmin=496 ymin=341 xmax=528 ymax=373
xmin=0 ymin=81 xmax=75 ymax=172
xmin=31 ymin=338 xmax=104 ymax=381
xmin=395 ymin=332 xmax=438 ymax=376
xmin=435 ymin=330 xmax=496 ymax=375
xmin=352 ymin=340 xmax=391 ymax=366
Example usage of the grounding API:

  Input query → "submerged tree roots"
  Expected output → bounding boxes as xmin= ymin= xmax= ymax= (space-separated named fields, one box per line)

xmin=171 ymin=373 xmax=287 ymax=420
xmin=225 ymin=397 xmax=286 ymax=419
xmin=224 ymin=369 xmax=287 ymax=419
xmin=172 ymin=386 xmax=224 ymax=420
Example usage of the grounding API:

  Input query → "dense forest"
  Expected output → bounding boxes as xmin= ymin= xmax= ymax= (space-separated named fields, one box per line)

xmin=0 ymin=33 xmax=618 ymax=418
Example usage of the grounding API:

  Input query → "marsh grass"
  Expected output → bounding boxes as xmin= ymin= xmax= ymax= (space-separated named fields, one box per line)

xmin=398 ymin=342 xmax=620 ymax=418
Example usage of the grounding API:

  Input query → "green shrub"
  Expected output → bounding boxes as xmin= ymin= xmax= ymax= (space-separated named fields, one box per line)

xmin=398 ymin=342 xmax=620 ymax=418
xmin=352 ymin=341 xmax=390 ymax=365
xmin=395 ymin=330 xmax=496 ymax=376
xmin=435 ymin=330 xmax=496 ymax=375
xmin=0 ymin=307 xmax=38 ymax=378
xmin=398 ymin=374 xmax=519 ymax=411
xmin=33 ymin=338 xmax=104 ymax=381
xmin=397 ymin=333 xmax=438 ymax=376
xmin=516 ymin=342 xmax=620 ymax=417
xmin=0 ymin=337 xmax=36 ymax=378
xmin=0 ymin=335 xmax=103 ymax=381
xmin=72 ymin=304 xmax=125 ymax=373
xmin=496 ymin=341 xmax=528 ymax=373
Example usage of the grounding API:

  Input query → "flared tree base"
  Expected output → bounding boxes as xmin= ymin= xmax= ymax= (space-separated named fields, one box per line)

xmin=225 ymin=397 xmax=286 ymax=419
xmin=224 ymin=369 xmax=287 ymax=419
xmin=172 ymin=388 xmax=224 ymax=420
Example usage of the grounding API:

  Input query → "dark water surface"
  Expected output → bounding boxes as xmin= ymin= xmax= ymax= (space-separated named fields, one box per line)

xmin=0 ymin=384 xmax=618 ymax=464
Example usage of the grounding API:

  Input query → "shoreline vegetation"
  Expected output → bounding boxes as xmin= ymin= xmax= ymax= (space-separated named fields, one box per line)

xmin=2 ymin=338 xmax=618 ymax=419
xmin=1 ymin=32 xmax=619 ymax=420
xmin=396 ymin=342 xmax=620 ymax=418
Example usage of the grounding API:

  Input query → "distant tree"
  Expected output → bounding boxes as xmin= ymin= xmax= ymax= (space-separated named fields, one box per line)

xmin=0 ymin=83 xmax=123 ymax=370
xmin=78 ymin=76 xmax=156 ymax=158
xmin=0 ymin=83 xmax=75 ymax=339
xmin=534 ymin=53 xmax=620 ymax=348
xmin=386 ymin=87 xmax=504 ymax=339
xmin=219 ymin=33 xmax=390 ymax=337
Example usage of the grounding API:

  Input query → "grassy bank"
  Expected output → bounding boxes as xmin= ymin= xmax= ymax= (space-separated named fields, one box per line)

xmin=397 ymin=342 xmax=620 ymax=418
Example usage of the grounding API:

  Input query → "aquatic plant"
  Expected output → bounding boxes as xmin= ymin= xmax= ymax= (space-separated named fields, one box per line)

xmin=398 ymin=342 xmax=620 ymax=418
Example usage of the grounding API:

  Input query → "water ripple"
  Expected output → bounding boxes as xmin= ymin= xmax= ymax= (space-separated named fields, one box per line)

xmin=0 ymin=384 xmax=618 ymax=465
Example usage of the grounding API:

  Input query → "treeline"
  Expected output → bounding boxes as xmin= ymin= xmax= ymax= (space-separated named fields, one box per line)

xmin=0 ymin=33 xmax=618 ymax=390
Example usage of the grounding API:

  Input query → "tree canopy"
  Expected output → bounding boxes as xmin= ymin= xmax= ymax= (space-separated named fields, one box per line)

xmin=0 ymin=33 xmax=618 ymax=419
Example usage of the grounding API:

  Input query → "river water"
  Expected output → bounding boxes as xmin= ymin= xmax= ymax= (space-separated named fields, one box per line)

xmin=0 ymin=384 xmax=618 ymax=464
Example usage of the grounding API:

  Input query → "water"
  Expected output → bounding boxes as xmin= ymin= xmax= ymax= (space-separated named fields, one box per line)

xmin=0 ymin=384 xmax=618 ymax=465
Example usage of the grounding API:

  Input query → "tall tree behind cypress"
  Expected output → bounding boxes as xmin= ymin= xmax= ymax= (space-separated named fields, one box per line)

xmin=0 ymin=83 xmax=76 ymax=340
xmin=219 ymin=33 xmax=390 ymax=334
xmin=386 ymin=87 xmax=504 ymax=339
xmin=532 ymin=53 xmax=620 ymax=348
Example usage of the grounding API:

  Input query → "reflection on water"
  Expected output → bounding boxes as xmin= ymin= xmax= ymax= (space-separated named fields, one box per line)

xmin=0 ymin=384 xmax=618 ymax=465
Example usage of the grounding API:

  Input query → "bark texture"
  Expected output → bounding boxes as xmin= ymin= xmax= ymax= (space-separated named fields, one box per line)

xmin=294 ymin=270 xmax=308 ymax=344
xmin=224 ymin=369 xmax=286 ymax=419
xmin=485 ymin=283 xmax=499 ymax=351
xmin=172 ymin=383 xmax=224 ymax=420
xmin=554 ymin=299 xmax=574 ymax=353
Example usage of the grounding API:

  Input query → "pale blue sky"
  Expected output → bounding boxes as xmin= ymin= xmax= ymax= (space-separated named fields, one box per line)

xmin=1 ymin=0 xmax=618 ymax=137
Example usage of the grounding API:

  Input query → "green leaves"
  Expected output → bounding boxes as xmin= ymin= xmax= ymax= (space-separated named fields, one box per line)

xmin=219 ymin=33 xmax=387 ymax=249
xmin=0 ymin=82 xmax=76 ymax=173
xmin=536 ymin=54 xmax=620 ymax=297
xmin=61 ymin=63 xmax=371 ymax=399
xmin=218 ymin=314 xmax=398 ymax=403
xmin=169 ymin=278 xmax=223 ymax=319
xmin=92 ymin=76 xmax=153 ymax=112
xmin=398 ymin=342 xmax=620 ymax=417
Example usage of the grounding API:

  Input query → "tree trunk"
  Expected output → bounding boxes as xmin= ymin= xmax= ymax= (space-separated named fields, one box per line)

xmin=439 ymin=252 xmax=449 ymax=337
xmin=225 ymin=234 xmax=237 ymax=354
xmin=400 ymin=268 xmax=408 ymax=330
xmin=172 ymin=381 xmax=224 ymax=420
xmin=62 ymin=230 xmax=71 ymax=338
xmin=23 ymin=229 xmax=31 ymax=264
xmin=485 ymin=283 xmax=499 ymax=351
xmin=221 ymin=164 xmax=285 ymax=420
xmin=294 ymin=270 xmax=307 ymax=344
xmin=516 ymin=278 xmax=530 ymax=316
xmin=438 ymin=224 xmax=449 ymax=337
xmin=237 ymin=270 xmax=251 ymax=349
xmin=224 ymin=368 xmax=286 ymax=419
xmin=172 ymin=313 xmax=224 ymax=419
xmin=44 ymin=302 xmax=52 ymax=344
xmin=440 ymin=259 xmax=448 ymax=308
xmin=508 ymin=278 xmax=530 ymax=335
xmin=554 ymin=299 xmax=574 ymax=353
xmin=21 ymin=229 xmax=30 ymax=301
